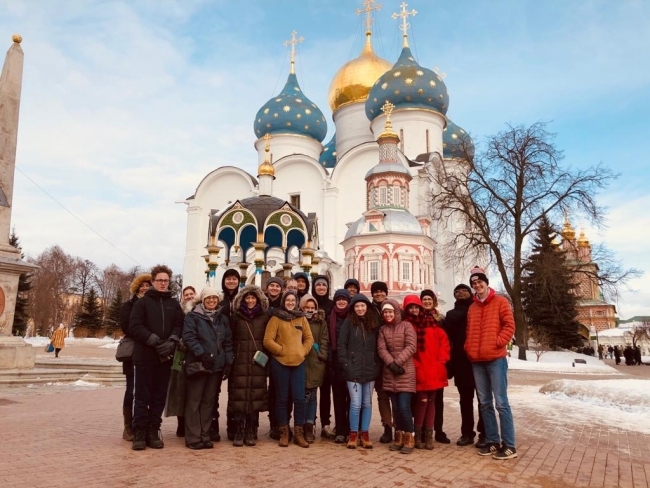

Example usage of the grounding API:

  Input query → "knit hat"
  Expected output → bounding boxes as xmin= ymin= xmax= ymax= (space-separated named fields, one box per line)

xmin=313 ymin=277 xmax=328 ymax=287
xmin=454 ymin=283 xmax=472 ymax=294
xmin=381 ymin=302 xmax=395 ymax=311
xmin=333 ymin=289 xmax=351 ymax=303
xmin=265 ymin=277 xmax=283 ymax=290
xmin=130 ymin=273 xmax=152 ymax=295
xmin=199 ymin=287 xmax=220 ymax=304
xmin=370 ymin=281 xmax=388 ymax=294
xmin=420 ymin=289 xmax=437 ymax=301
xmin=469 ymin=266 xmax=489 ymax=285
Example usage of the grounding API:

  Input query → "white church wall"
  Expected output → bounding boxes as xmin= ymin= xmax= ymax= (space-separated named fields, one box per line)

xmin=370 ymin=111 xmax=445 ymax=160
xmin=333 ymin=103 xmax=375 ymax=157
xmin=254 ymin=134 xmax=323 ymax=165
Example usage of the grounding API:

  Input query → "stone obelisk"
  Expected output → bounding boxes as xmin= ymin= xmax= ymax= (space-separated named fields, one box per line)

xmin=0 ymin=35 xmax=38 ymax=369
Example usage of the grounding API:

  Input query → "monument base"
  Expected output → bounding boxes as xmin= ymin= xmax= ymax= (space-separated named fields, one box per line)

xmin=0 ymin=335 xmax=35 ymax=369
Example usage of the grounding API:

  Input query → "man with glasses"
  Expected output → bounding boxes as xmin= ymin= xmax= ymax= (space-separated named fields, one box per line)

xmin=465 ymin=267 xmax=517 ymax=460
xmin=445 ymin=283 xmax=485 ymax=448
xmin=130 ymin=264 xmax=184 ymax=450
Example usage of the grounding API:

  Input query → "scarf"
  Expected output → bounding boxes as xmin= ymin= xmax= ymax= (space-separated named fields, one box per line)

xmin=200 ymin=304 xmax=218 ymax=319
xmin=409 ymin=310 xmax=441 ymax=352
xmin=239 ymin=303 xmax=262 ymax=319
xmin=269 ymin=307 xmax=306 ymax=321
xmin=329 ymin=304 xmax=349 ymax=352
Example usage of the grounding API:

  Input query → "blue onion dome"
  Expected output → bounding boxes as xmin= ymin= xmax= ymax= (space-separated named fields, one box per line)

xmin=443 ymin=119 xmax=475 ymax=159
xmin=254 ymin=73 xmax=327 ymax=142
xmin=319 ymin=133 xmax=337 ymax=168
xmin=365 ymin=46 xmax=449 ymax=121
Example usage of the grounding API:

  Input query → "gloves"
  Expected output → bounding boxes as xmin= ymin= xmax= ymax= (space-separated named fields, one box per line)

xmin=155 ymin=340 xmax=176 ymax=358
xmin=200 ymin=352 xmax=215 ymax=371
xmin=168 ymin=335 xmax=180 ymax=344
xmin=222 ymin=364 xmax=232 ymax=380
xmin=313 ymin=343 xmax=320 ymax=354
xmin=388 ymin=362 xmax=405 ymax=375
xmin=146 ymin=334 xmax=161 ymax=346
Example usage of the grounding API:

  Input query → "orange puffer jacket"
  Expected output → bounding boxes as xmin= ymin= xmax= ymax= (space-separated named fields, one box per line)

xmin=465 ymin=289 xmax=515 ymax=362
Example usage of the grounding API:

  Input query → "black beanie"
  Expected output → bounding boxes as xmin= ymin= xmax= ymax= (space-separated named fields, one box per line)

xmin=370 ymin=281 xmax=388 ymax=294
xmin=420 ymin=289 xmax=436 ymax=301
xmin=454 ymin=283 xmax=472 ymax=294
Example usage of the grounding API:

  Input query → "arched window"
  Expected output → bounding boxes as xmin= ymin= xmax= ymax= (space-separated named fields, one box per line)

xmin=379 ymin=186 xmax=387 ymax=205
xmin=393 ymin=184 xmax=401 ymax=206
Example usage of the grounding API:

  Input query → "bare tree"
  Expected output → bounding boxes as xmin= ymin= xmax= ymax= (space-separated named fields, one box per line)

xmin=427 ymin=122 xmax=636 ymax=359
xmin=528 ymin=326 xmax=552 ymax=362
xmin=72 ymin=259 xmax=97 ymax=298
xmin=624 ymin=321 xmax=650 ymax=348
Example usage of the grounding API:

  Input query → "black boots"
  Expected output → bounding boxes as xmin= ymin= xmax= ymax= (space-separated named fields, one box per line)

xmin=379 ymin=424 xmax=393 ymax=444
xmin=132 ymin=428 xmax=146 ymax=450
xmin=122 ymin=408 xmax=134 ymax=442
xmin=209 ymin=418 xmax=221 ymax=442
xmin=233 ymin=420 xmax=245 ymax=447
xmin=146 ymin=426 xmax=164 ymax=449
xmin=244 ymin=418 xmax=256 ymax=446
xmin=176 ymin=416 xmax=185 ymax=437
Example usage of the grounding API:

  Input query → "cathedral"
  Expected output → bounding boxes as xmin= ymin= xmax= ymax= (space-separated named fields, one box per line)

xmin=182 ymin=2 xmax=473 ymax=305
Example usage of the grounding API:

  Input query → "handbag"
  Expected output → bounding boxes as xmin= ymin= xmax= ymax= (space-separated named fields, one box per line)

xmin=115 ymin=337 xmax=134 ymax=362
xmin=183 ymin=360 xmax=211 ymax=377
xmin=45 ymin=343 xmax=54 ymax=353
xmin=244 ymin=320 xmax=268 ymax=368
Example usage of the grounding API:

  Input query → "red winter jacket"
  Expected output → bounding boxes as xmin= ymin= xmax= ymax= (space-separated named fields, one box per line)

xmin=465 ymin=288 xmax=515 ymax=362
xmin=403 ymin=295 xmax=450 ymax=391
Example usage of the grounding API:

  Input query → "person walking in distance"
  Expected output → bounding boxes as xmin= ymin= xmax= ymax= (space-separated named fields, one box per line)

xmin=129 ymin=264 xmax=183 ymax=450
xmin=445 ymin=284 xmax=486 ymax=448
xmin=466 ymin=267 xmax=517 ymax=459
xmin=119 ymin=273 xmax=151 ymax=442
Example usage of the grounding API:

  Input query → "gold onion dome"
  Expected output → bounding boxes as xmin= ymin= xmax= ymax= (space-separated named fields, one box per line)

xmin=258 ymin=160 xmax=275 ymax=177
xmin=561 ymin=216 xmax=576 ymax=240
xmin=327 ymin=33 xmax=392 ymax=112
xmin=578 ymin=229 xmax=590 ymax=247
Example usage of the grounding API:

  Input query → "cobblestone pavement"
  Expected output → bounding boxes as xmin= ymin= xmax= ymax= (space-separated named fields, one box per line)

xmin=1 ymin=353 xmax=649 ymax=487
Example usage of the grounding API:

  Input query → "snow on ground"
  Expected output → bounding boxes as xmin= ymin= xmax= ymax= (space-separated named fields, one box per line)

xmin=25 ymin=337 xmax=118 ymax=348
xmin=509 ymin=383 xmax=650 ymax=434
xmin=507 ymin=346 xmax=620 ymax=374
xmin=540 ymin=379 xmax=650 ymax=413
xmin=28 ymin=379 xmax=102 ymax=389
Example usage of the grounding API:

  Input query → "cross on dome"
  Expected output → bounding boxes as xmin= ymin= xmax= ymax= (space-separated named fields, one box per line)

xmin=263 ymin=133 xmax=272 ymax=154
xmin=284 ymin=30 xmax=304 ymax=74
xmin=392 ymin=2 xmax=417 ymax=48
xmin=356 ymin=0 xmax=382 ymax=34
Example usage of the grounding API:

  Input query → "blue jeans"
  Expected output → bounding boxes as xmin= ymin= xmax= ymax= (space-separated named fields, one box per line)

xmin=270 ymin=358 xmax=306 ymax=426
xmin=305 ymin=388 xmax=318 ymax=424
xmin=472 ymin=357 xmax=516 ymax=448
xmin=389 ymin=392 xmax=414 ymax=432
xmin=347 ymin=381 xmax=375 ymax=432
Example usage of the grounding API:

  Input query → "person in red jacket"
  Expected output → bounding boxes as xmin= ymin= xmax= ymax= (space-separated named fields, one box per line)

xmin=403 ymin=295 xmax=450 ymax=451
xmin=466 ymin=267 xmax=517 ymax=460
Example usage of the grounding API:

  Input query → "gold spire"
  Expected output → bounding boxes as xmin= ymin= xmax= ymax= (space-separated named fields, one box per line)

xmin=561 ymin=212 xmax=576 ymax=240
xmin=577 ymin=228 xmax=590 ymax=248
xmin=392 ymin=1 xmax=417 ymax=48
xmin=357 ymin=0 xmax=382 ymax=34
xmin=12 ymin=34 xmax=22 ymax=44
xmin=284 ymin=30 xmax=304 ymax=75
xmin=379 ymin=100 xmax=398 ymax=138
xmin=258 ymin=133 xmax=275 ymax=177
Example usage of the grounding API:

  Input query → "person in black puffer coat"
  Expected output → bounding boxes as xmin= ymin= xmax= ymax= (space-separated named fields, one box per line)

xmin=119 ymin=273 xmax=151 ymax=442
xmin=310 ymin=275 xmax=334 ymax=438
xmin=227 ymin=285 xmax=270 ymax=447
xmin=129 ymin=265 xmax=183 ymax=450
xmin=182 ymin=287 xmax=233 ymax=449
xmin=444 ymin=283 xmax=485 ymax=447
xmin=329 ymin=289 xmax=351 ymax=443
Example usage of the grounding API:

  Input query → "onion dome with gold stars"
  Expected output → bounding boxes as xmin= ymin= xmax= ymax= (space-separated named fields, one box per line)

xmin=319 ymin=133 xmax=337 ymax=168
xmin=328 ymin=32 xmax=392 ymax=113
xmin=443 ymin=119 xmax=475 ymax=159
xmin=365 ymin=46 xmax=449 ymax=121
xmin=254 ymin=73 xmax=327 ymax=142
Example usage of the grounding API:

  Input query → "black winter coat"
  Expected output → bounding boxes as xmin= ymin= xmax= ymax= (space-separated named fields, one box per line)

xmin=227 ymin=285 xmax=270 ymax=415
xmin=337 ymin=318 xmax=381 ymax=384
xmin=444 ymin=297 xmax=474 ymax=375
xmin=183 ymin=306 xmax=234 ymax=373
xmin=129 ymin=288 xmax=183 ymax=365
xmin=120 ymin=295 xmax=138 ymax=337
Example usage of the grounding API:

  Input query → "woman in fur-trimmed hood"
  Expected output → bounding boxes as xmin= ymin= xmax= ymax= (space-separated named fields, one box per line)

xmin=226 ymin=285 xmax=270 ymax=446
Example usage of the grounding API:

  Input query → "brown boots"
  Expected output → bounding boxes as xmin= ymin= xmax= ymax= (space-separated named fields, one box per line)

xmin=389 ymin=430 xmax=404 ymax=451
xmin=360 ymin=431 xmax=373 ymax=449
xmin=414 ymin=427 xmax=425 ymax=449
xmin=347 ymin=431 xmax=359 ymax=449
xmin=424 ymin=428 xmax=434 ymax=450
xmin=122 ymin=408 xmax=134 ymax=442
xmin=303 ymin=423 xmax=315 ymax=444
xmin=400 ymin=432 xmax=415 ymax=454
xmin=293 ymin=425 xmax=309 ymax=448
xmin=278 ymin=425 xmax=289 ymax=447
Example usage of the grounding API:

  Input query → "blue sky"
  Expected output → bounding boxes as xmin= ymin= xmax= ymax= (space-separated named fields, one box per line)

xmin=1 ymin=0 xmax=649 ymax=318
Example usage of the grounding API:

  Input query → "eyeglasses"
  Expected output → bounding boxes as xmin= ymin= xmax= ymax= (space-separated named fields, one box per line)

xmin=154 ymin=279 xmax=170 ymax=283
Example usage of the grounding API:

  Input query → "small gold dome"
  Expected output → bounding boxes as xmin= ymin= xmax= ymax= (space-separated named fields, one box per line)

xmin=327 ymin=33 xmax=392 ymax=112
xmin=561 ymin=216 xmax=575 ymax=240
xmin=577 ymin=229 xmax=590 ymax=247
xmin=258 ymin=160 xmax=275 ymax=177
xmin=12 ymin=34 xmax=22 ymax=44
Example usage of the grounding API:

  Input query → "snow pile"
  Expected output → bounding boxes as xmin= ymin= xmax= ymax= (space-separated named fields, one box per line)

xmin=507 ymin=346 xmax=619 ymax=374
xmin=99 ymin=342 xmax=119 ymax=349
xmin=540 ymin=379 xmax=650 ymax=413
xmin=25 ymin=337 xmax=118 ymax=347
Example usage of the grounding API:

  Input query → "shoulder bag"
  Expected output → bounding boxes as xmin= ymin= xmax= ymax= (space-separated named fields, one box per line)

xmin=244 ymin=320 xmax=268 ymax=368
xmin=115 ymin=336 xmax=134 ymax=362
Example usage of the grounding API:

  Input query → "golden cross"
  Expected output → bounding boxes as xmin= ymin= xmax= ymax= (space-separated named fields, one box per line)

xmin=433 ymin=66 xmax=447 ymax=80
xmin=284 ymin=30 xmax=304 ymax=74
xmin=356 ymin=0 xmax=382 ymax=34
xmin=263 ymin=133 xmax=272 ymax=153
xmin=381 ymin=100 xmax=395 ymax=130
xmin=392 ymin=2 xmax=417 ymax=47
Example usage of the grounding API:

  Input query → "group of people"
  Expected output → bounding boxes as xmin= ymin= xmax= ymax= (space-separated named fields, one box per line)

xmin=118 ymin=264 xmax=518 ymax=460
